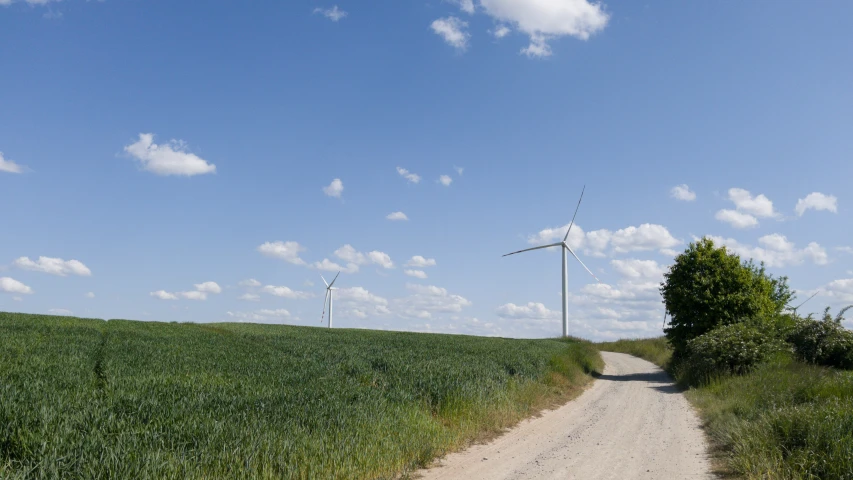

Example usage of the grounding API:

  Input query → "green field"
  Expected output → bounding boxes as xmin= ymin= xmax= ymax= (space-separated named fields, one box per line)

xmin=598 ymin=337 xmax=853 ymax=479
xmin=0 ymin=312 xmax=602 ymax=479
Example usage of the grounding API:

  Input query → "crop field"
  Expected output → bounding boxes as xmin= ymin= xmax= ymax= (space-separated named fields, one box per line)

xmin=0 ymin=312 xmax=601 ymax=479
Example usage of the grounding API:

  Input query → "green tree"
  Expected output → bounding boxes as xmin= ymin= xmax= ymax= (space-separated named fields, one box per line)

xmin=661 ymin=237 xmax=793 ymax=358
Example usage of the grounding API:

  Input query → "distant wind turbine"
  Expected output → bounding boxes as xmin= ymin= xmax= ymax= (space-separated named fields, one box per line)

xmin=503 ymin=186 xmax=600 ymax=338
xmin=320 ymin=272 xmax=340 ymax=328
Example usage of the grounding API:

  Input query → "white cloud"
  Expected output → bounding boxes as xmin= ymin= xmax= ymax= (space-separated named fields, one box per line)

xmin=496 ymin=302 xmax=559 ymax=320
xmin=386 ymin=211 xmax=408 ymax=221
xmin=795 ymin=192 xmax=838 ymax=216
xmin=313 ymin=258 xmax=359 ymax=274
xmin=479 ymin=0 xmax=609 ymax=56
xmin=0 ymin=152 xmax=25 ymax=174
xmin=85 ymin=292 xmax=95 ymax=299
xmin=337 ymin=286 xmax=389 ymax=306
xmin=406 ymin=255 xmax=437 ymax=267
xmin=179 ymin=291 xmax=207 ymax=301
xmin=815 ymin=278 xmax=853 ymax=304
xmin=260 ymin=284 xmax=312 ymax=299
xmin=492 ymin=25 xmax=511 ymax=38
xmin=13 ymin=256 xmax=92 ymax=276
xmin=124 ymin=133 xmax=216 ymax=177
xmin=454 ymin=166 xmax=464 ymax=175
xmin=526 ymin=223 xmax=679 ymax=257
xmin=670 ymin=184 xmax=696 ymax=201
xmin=707 ymin=234 xmax=829 ymax=268
xmin=610 ymin=259 xmax=666 ymax=280
xmin=431 ymin=17 xmax=470 ymax=51
xmin=150 ymin=290 xmax=178 ymax=300
xmin=368 ymin=251 xmax=394 ymax=269
xmin=394 ymin=283 xmax=472 ymax=319
xmin=405 ymin=269 xmax=428 ymax=279
xmin=727 ymin=188 xmax=778 ymax=218
xmin=439 ymin=175 xmax=453 ymax=186
xmin=239 ymin=293 xmax=260 ymax=302
xmin=323 ymin=178 xmax=344 ymax=198
xmin=257 ymin=241 xmax=307 ymax=265
xmin=449 ymin=0 xmax=475 ymax=14
xmin=0 ymin=277 xmax=33 ymax=295
xmin=334 ymin=244 xmax=366 ymax=265
xmin=396 ymin=167 xmax=421 ymax=184
xmin=660 ymin=248 xmax=680 ymax=257
xmin=715 ymin=209 xmax=759 ymax=229
xmin=837 ymin=247 xmax=853 ymax=255
xmin=194 ymin=281 xmax=221 ymax=294
xmin=48 ymin=308 xmax=72 ymax=316
xmin=239 ymin=279 xmax=261 ymax=287
xmin=313 ymin=5 xmax=347 ymax=21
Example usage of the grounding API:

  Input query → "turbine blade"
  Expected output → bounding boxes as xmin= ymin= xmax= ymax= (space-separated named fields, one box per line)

xmin=565 ymin=244 xmax=600 ymax=283
xmin=563 ymin=185 xmax=586 ymax=243
xmin=320 ymin=289 xmax=329 ymax=323
xmin=320 ymin=275 xmax=329 ymax=288
xmin=328 ymin=271 xmax=341 ymax=288
xmin=502 ymin=242 xmax=562 ymax=257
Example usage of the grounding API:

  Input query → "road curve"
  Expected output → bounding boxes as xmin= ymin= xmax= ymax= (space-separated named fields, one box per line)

xmin=417 ymin=351 xmax=714 ymax=480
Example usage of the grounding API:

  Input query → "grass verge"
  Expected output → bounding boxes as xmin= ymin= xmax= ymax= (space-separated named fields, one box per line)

xmin=0 ymin=312 xmax=602 ymax=479
xmin=596 ymin=337 xmax=853 ymax=479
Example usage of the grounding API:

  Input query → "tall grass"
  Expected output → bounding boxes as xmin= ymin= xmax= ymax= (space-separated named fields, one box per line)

xmin=0 ymin=312 xmax=601 ymax=479
xmin=596 ymin=337 xmax=672 ymax=367
xmin=595 ymin=337 xmax=853 ymax=479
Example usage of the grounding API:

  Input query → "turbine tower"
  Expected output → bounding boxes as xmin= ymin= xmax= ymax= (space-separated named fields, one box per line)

xmin=503 ymin=187 xmax=600 ymax=338
xmin=320 ymin=272 xmax=340 ymax=328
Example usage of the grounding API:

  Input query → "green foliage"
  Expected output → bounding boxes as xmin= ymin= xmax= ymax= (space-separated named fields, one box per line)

xmin=596 ymin=337 xmax=672 ymax=368
xmin=687 ymin=359 xmax=853 ymax=479
xmin=0 ymin=312 xmax=601 ymax=479
xmin=786 ymin=316 xmax=853 ymax=370
xmin=679 ymin=323 xmax=788 ymax=386
xmin=661 ymin=237 xmax=793 ymax=358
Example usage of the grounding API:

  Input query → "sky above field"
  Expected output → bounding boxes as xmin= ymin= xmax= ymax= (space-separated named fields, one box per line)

xmin=2 ymin=0 xmax=852 ymax=339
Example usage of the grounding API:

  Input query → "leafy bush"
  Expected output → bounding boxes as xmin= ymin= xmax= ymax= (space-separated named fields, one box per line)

xmin=662 ymin=238 xmax=792 ymax=359
xmin=679 ymin=323 xmax=788 ymax=386
xmin=786 ymin=317 xmax=853 ymax=369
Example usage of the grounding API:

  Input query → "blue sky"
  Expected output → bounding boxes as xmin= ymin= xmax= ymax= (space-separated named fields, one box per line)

xmin=1 ymin=0 xmax=851 ymax=339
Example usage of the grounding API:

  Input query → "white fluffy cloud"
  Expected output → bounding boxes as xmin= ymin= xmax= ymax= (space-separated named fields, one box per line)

xmin=313 ymin=5 xmax=347 ymax=21
xmin=670 ymin=184 xmax=696 ymax=201
xmin=795 ymin=192 xmax=838 ymax=216
xmin=707 ymin=234 xmax=828 ymax=268
xmin=0 ymin=152 xmax=25 ymax=174
xmin=313 ymin=258 xmax=359 ymax=274
xmin=14 ymin=256 xmax=92 ymax=276
xmin=454 ymin=166 xmax=464 ymax=175
xmin=727 ymin=188 xmax=778 ymax=218
xmin=124 ymin=133 xmax=216 ymax=176
xmin=715 ymin=209 xmax=759 ymax=229
xmin=610 ymin=259 xmax=666 ymax=280
xmin=260 ymin=284 xmax=312 ymax=299
xmin=238 ymin=293 xmax=260 ymax=301
xmin=817 ymin=278 xmax=853 ymax=303
xmin=227 ymin=309 xmax=291 ymax=323
xmin=496 ymin=302 xmax=559 ymax=320
xmin=406 ymin=255 xmax=437 ymax=267
xmin=431 ymin=17 xmax=470 ymax=51
xmin=0 ymin=277 xmax=33 ymax=295
xmin=239 ymin=279 xmax=261 ymax=287
xmin=526 ymin=223 xmax=679 ymax=257
xmin=405 ymin=269 xmax=428 ymax=279
xmin=397 ymin=166 xmax=421 ymax=184
xmin=449 ymin=0 xmax=475 ymax=14
xmin=257 ymin=241 xmax=307 ymax=265
xmin=368 ymin=251 xmax=394 ymax=269
xmin=85 ymin=292 xmax=95 ymax=299
xmin=479 ymin=0 xmax=609 ymax=57
xmin=48 ymin=308 xmax=73 ymax=316
xmin=492 ymin=25 xmax=511 ymax=38
xmin=439 ymin=175 xmax=453 ymax=186
xmin=194 ymin=281 xmax=221 ymax=294
xmin=323 ymin=178 xmax=344 ymax=198
xmin=150 ymin=290 xmax=179 ymax=300
xmin=393 ymin=283 xmax=472 ymax=319
xmin=386 ymin=211 xmax=408 ymax=221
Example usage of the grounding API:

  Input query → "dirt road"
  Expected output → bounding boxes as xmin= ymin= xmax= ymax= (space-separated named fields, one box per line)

xmin=417 ymin=351 xmax=714 ymax=479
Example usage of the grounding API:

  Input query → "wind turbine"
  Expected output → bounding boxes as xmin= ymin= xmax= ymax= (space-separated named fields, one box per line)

xmin=503 ymin=186 xmax=600 ymax=338
xmin=320 ymin=272 xmax=340 ymax=328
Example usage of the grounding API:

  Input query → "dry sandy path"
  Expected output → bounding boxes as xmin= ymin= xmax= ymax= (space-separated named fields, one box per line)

xmin=417 ymin=351 xmax=714 ymax=480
